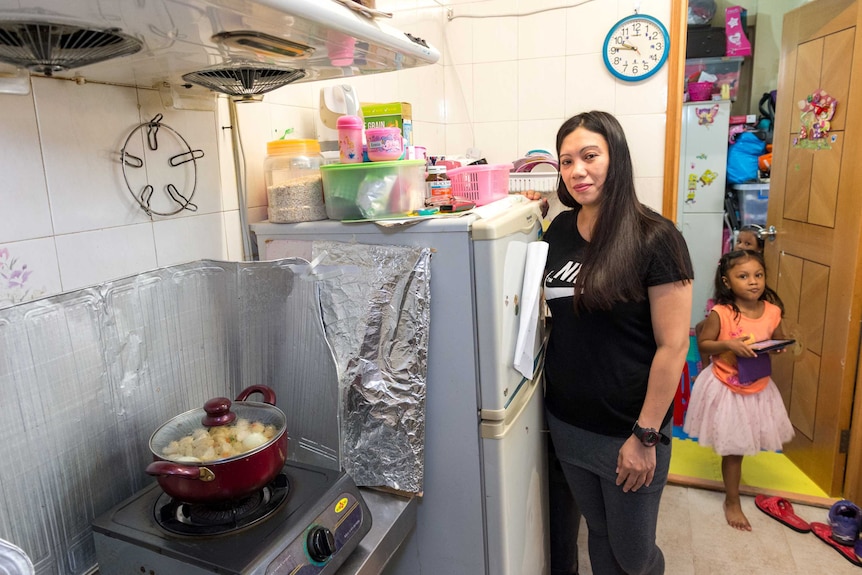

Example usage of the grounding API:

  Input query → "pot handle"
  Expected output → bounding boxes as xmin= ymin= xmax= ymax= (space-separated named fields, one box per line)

xmin=145 ymin=461 xmax=215 ymax=482
xmin=235 ymin=385 xmax=277 ymax=405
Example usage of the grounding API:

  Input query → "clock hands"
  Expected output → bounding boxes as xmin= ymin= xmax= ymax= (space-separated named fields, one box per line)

xmin=617 ymin=42 xmax=641 ymax=55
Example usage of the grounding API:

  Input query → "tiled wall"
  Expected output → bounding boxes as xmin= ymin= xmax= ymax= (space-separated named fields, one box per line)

xmin=0 ymin=0 xmax=672 ymax=306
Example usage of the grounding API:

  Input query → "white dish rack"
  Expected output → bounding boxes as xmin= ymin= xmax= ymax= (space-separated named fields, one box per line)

xmin=508 ymin=171 xmax=558 ymax=194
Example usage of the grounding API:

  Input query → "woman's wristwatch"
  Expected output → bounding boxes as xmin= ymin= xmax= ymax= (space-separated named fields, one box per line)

xmin=632 ymin=421 xmax=671 ymax=447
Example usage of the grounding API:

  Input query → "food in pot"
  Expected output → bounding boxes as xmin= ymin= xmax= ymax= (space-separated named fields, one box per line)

xmin=161 ymin=418 xmax=278 ymax=463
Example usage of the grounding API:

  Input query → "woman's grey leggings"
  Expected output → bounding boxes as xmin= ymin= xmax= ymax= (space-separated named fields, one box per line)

xmin=556 ymin=460 xmax=665 ymax=575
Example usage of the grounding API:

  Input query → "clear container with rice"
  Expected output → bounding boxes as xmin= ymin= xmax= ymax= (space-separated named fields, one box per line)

xmin=264 ymin=139 xmax=327 ymax=223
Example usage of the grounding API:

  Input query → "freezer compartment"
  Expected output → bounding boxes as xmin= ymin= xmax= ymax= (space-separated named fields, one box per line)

xmin=480 ymin=377 xmax=549 ymax=575
xmin=472 ymin=201 xmax=544 ymax=417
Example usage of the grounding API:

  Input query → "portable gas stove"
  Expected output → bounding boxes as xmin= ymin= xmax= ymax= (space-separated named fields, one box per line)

xmin=92 ymin=460 xmax=371 ymax=575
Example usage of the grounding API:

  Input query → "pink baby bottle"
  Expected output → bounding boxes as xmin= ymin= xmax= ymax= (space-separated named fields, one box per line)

xmin=336 ymin=115 xmax=364 ymax=163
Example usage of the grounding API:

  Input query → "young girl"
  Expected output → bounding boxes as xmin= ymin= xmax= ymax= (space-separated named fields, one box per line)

xmin=684 ymin=249 xmax=794 ymax=531
xmin=735 ymin=224 xmax=765 ymax=252
xmin=695 ymin=225 xmax=766 ymax=364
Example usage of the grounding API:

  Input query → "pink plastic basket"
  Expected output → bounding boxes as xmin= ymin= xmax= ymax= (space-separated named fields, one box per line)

xmin=688 ymin=81 xmax=714 ymax=102
xmin=446 ymin=163 xmax=512 ymax=206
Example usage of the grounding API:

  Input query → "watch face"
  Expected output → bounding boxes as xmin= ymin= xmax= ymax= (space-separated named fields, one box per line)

xmin=642 ymin=430 xmax=660 ymax=447
xmin=603 ymin=14 xmax=669 ymax=82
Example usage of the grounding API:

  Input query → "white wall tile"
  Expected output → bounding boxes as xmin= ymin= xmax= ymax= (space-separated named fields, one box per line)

xmin=517 ymin=5 xmax=566 ymax=59
xmin=618 ymin=113 xmax=667 ymax=179
xmin=54 ymin=224 xmax=157 ymax=291
xmin=33 ymin=78 xmax=148 ymax=235
xmin=517 ymin=118 xmax=563 ymax=158
xmin=473 ymin=62 xmax=518 ymax=122
xmin=153 ymin=212 xmax=229 ymax=267
xmin=564 ymin=54 xmax=617 ymax=117
xmin=470 ymin=0 xmax=519 ymax=63
xmin=0 ymin=238 xmax=62 ymax=306
xmin=518 ymin=57 xmax=565 ymax=120
xmin=0 ymin=90 xmax=52 ymax=244
xmin=414 ymin=121 xmax=446 ymax=156
xmin=472 ymin=121 xmax=518 ymax=163
xmin=565 ymin=0 xmax=621 ymax=56
xmin=445 ymin=64 xmax=473 ymax=123
xmin=234 ymin=103 xmax=273 ymax=210
xmin=443 ymin=10 xmax=473 ymax=66
xmin=615 ymin=70 xmax=670 ymax=115
xmin=445 ymin=123 xmax=476 ymax=156
xmin=635 ymin=176 xmax=665 ymax=213
xmin=222 ymin=210 xmax=247 ymax=262
xmin=398 ymin=64 xmax=445 ymax=123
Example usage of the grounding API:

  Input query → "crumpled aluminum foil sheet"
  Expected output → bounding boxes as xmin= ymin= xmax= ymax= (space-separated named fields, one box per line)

xmin=0 ymin=251 xmax=430 ymax=575
xmin=310 ymin=242 xmax=431 ymax=494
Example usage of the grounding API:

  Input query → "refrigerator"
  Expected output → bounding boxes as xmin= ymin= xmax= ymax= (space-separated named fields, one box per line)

xmin=250 ymin=197 xmax=549 ymax=574
xmin=677 ymin=99 xmax=731 ymax=327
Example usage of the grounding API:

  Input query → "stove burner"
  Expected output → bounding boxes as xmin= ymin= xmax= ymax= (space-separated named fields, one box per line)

xmin=154 ymin=473 xmax=289 ymax=536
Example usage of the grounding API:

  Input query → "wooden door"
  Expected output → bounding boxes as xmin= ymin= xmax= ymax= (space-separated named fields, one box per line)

xmin=766 ymin=0 xmax=862 ymax=497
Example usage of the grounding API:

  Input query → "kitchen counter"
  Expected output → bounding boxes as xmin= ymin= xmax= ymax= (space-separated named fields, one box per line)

xmin=339 ymin=489 xmax=417 ymax=574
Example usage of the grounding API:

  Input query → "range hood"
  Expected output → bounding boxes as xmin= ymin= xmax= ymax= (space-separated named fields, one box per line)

xmin=0 ymin=0 xmax=439 ymax=99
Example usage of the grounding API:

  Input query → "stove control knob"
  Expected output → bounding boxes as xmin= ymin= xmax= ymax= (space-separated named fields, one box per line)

xmin=307 ymin=525 xmax=336 ymax=562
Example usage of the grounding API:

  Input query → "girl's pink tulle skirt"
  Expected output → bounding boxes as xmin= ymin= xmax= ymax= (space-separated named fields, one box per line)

xmin=683 ymin=364 xmax=794 ymax=456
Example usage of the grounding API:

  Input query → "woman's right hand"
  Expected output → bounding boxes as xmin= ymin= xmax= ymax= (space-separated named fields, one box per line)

xmin=520 ymin=190 xmax=549 ymax=218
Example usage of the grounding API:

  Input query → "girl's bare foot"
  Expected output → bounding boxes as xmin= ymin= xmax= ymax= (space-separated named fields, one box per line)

xmin=724 ymin=499 xmax=752 ymax=531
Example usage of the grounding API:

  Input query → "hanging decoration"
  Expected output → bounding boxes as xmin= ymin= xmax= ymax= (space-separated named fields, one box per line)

xmin=794 ymin=89 xmax=838 ymax=150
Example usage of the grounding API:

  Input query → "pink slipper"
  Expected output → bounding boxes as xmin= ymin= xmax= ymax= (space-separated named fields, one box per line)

xmin=811 ymin=522 xmax=862 ymax=567
xmin=754 ymin=495 xmax=811 ymax=533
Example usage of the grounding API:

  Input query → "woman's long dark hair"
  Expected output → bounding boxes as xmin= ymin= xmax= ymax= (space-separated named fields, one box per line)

xmin=556 ymin=111 xmax=691 ymax=310
xmin=713 ymin=249 xmax=784 ymax=320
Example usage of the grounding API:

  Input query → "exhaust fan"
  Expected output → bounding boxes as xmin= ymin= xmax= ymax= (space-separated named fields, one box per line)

xmin=182 ymin=61 xmax=307 ymax=102
xmin=0 ymin=21 xmax=142 ymax=76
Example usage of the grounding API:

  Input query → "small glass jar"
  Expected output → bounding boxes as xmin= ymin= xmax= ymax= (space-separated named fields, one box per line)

xmin=425 ymin=164 xmax=451 ymax=201
xmin=264 ymin=139 xmax=327 ymax=223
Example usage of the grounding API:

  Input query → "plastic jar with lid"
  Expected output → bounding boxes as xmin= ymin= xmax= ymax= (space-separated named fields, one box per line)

xmin=264 ymin=139 xmax=328 ymax=223
xmin=425 ymin=164 xmax=451 ymax=201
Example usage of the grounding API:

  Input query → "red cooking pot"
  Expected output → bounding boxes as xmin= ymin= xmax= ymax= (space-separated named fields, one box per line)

xmin=146 ymin=385 xmax=287 ymax=503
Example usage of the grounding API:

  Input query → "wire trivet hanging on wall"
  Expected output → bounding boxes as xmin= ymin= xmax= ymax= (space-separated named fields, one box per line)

xmin=119 ymin=114 xmax=204 ymax=216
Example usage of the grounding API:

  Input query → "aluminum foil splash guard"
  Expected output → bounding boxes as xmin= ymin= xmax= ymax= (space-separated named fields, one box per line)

xmin=310 ymin=242 xmax=431 ymax=494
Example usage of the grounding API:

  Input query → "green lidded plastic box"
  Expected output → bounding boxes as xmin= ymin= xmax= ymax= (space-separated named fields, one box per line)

xmin=320 ymin=160 xmax=426 ymax=220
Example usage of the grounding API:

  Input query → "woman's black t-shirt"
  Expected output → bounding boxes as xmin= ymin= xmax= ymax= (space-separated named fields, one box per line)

xmin=542 ymin=209 xmax=693 ymax=438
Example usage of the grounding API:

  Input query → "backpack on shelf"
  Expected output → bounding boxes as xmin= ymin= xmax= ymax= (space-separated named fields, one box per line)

xmin=757 ymin=91 xmax=777 ymax=144
xmin=727 ymin=130 xmax=767 ymax=185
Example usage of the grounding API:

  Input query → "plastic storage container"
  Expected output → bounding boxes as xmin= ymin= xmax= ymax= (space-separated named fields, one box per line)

xmin=365 ymin=127 xmax=404 ymax=161
xmin=320 ymin=159 xmax=426 ymax=220
xmin=684 ymin=56 xmax=744 ymax=101
xmin=733 ymin=183 xmax=769 ymax=226
xmin=264 ymin=139 xmax=327 ymax=223
xmin=447 ymin=164 xmax=512 ymax=206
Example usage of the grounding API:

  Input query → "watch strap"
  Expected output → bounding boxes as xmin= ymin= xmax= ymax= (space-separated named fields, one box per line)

xmin=632 ymin=421 xmax=670 ymax=446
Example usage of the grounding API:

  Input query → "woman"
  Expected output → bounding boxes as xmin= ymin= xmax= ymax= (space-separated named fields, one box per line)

xmin=542 ymin=111 xmax=692 ymax=574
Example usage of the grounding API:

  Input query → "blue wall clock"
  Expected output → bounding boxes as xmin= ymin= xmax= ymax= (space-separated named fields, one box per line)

xmin=602 ymin=13 xmax=669 ymax=82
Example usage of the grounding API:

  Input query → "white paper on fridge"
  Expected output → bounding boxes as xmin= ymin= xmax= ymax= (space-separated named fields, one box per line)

xmin=513 ymin=241 xmax=549 ymax=379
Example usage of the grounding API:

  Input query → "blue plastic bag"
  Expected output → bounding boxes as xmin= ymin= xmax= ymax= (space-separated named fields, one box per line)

xmin=727 ymin=131 xmax=766 ymax=184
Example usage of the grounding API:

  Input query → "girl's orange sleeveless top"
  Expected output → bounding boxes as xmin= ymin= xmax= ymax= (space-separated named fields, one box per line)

xmin=710 ymin=302 xmax=782 ymax=395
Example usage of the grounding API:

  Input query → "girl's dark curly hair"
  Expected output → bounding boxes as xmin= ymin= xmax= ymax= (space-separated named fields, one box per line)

xmin=713 ymin=249 xmax=783 ymax=320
